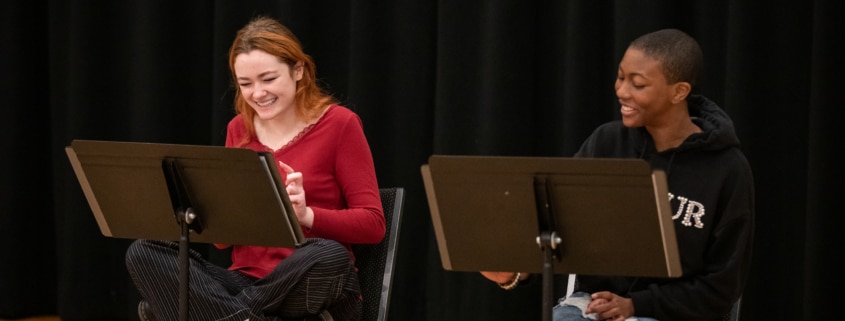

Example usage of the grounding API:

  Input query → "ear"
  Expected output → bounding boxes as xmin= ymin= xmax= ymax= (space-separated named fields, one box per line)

xmin=672 ymin=82 xmax=691 ymax=104
xmin=293 ymin=61 xmax=304 ymax=81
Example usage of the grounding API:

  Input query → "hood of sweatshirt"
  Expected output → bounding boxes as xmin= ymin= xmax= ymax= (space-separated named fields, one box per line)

xmin=673 ymin=94 xmax=741 ymax=153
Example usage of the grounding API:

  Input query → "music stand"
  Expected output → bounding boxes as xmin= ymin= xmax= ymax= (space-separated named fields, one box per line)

xmin=420 ymin=155 xmax=681 ymax=321
xmin=65 ymin=139 xmax=304 ymax=321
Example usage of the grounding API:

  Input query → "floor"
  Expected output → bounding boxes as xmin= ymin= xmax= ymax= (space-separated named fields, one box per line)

xmin=0 ymin=317 xmax=60 ymax=321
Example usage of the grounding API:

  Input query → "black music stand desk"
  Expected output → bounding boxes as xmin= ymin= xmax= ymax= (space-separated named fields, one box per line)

xmin=66 ymin=139 xmax=304 ymax=321
xmin=421 ymin=155 xmax=681 ymax=321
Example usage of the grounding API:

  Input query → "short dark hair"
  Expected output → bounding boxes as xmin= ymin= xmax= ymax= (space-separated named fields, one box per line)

xmin=629 ymin=29 xmax=703 ymax=86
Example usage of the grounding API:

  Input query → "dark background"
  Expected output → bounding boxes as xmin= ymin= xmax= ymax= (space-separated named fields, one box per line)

xmin=2 ymin=1 xmax=842 ymax=320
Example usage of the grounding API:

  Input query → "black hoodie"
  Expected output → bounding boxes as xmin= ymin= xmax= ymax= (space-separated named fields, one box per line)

xmin=573 ymin=95 xmax=755 ymax=321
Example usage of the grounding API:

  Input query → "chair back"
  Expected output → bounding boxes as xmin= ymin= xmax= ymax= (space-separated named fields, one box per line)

xmin=352 ymin=187 xmax=405 ymax=321
xmin=723 ymin=297 xmax=741 ymax=321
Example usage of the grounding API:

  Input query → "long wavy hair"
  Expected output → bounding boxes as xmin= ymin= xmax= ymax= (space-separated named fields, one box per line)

xmin=228 ymin=16 xmax=337 ymax=147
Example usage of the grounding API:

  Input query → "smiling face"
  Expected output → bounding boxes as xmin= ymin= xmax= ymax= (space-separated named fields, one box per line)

xmin=614 ymin=48 xmax=680 ymax=128
xmin=233 ymin=49 xmax=303 ymax=121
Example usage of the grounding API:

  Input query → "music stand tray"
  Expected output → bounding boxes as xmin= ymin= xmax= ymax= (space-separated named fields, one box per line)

xmin=65 ymin=139 xmax=304 ymax=321
xmin=66 ymin=139 xmax=303 ymax=247
xmin=421 ymin=155 xmax=680 ymax=277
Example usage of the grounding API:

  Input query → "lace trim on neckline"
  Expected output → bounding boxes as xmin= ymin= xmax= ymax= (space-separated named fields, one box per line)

xmin=271 ymin=121 xmax=316 ymax=152
xmin=263 ymin=105 xmax=332 ymax=153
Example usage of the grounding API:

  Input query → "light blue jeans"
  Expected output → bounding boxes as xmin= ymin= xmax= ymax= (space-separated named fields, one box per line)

xmin=553 ymin=292 xmax=659 ymax=321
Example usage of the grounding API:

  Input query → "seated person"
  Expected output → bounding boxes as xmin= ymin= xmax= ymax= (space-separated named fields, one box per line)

xmin=126 ymin=16 xmax=385 ymax=321
xmin=482 ymin=28 xmax=754 ymax=321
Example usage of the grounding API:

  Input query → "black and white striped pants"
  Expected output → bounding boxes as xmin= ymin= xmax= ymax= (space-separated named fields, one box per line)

xmin=125 ymin=238 xmax=361 ymax=321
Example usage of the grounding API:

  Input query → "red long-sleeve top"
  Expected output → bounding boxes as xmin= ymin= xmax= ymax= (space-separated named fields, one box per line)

xmin=217 ymin=104 xmax=385 ymax=278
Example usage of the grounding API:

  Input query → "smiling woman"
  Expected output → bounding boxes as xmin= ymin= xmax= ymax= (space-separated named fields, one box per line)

xmin=123 ymin=15 xmax=385 ymax=321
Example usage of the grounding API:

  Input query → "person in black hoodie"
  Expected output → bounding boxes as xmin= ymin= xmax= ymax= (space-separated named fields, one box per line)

xmin=482 ymin=29 xmax=754 ymax=321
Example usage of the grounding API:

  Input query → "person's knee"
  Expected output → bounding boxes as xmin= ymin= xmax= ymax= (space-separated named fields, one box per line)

xmin=320 ymin=239 xmax=346 ymax=254
xmin=125 ymin=239 xmax=147 ymax=268
xmin=305 ymin=238 xmax=347 ymax=258
xmin=125 ymin=239 xmax=161 ymax=270
xmin=299 ymin=238 xmax=352 ymax=273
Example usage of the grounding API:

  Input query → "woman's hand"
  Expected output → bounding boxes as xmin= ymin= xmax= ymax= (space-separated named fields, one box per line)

xmin=278 ymin=161 xmax=314 ymax=228
xmin=585 ymin=291 xmax=634 ymax=321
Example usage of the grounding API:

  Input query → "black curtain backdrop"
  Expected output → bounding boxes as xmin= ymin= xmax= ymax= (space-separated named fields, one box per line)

xmin=1 ymin=1 xmax=842 ymax=320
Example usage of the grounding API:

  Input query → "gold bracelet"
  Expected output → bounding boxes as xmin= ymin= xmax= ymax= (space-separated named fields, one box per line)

xmin=498 ymin=272 xmax=521 ymax=290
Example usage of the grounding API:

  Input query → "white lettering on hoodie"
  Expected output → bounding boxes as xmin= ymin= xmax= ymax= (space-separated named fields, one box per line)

xmin=668 ymin=192 xmax=705 ymax=229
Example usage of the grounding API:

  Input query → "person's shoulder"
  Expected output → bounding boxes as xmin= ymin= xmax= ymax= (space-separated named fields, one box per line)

xmin=227 ymin=113 xmax=244 ymax=124
xmin=326 ymin=104 xmax=358 ymax=117
xmin=590 ymin=120 xmax=628 ymax=136
xmin=225 ymin=114 xmax=249 ymax=140
xmin=322 ymin=104 xmax=363 ymax=124
xmin=226 ymin=114 xmax=245 ymax=129
xmin=721 ymin=146 xmax=753 ymax=176
xmin=597 ymin=120 xmax=624 ymax=129
xmin=576 ymin=120 xmax=637 ymax=157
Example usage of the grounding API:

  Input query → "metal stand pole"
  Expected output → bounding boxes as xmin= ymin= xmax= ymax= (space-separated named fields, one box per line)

xmin=538 ymin=231 xmax=561 ymax=321
xmin=178 ymin=208 xmax=195 ymax=321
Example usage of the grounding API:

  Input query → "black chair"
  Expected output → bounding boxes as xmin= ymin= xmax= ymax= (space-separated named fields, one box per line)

xmin=301 ymin=187 xmax=406 ymax=321
xmin=350 ymin=187 xmax=405 ymax=321
xmin=723 ymin=297 xmax=741 ymax=321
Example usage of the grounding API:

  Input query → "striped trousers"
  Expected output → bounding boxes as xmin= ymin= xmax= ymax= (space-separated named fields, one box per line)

xmin=125 ymin=238 xmax=361 ymax=321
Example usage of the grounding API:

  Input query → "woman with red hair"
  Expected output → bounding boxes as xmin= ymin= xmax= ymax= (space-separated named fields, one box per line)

xmin=126 ymin=16 xmax=384 ymax=321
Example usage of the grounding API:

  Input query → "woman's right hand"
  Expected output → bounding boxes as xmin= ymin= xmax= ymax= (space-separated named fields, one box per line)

xmin=278 ymin=161 xmax=313 ymax=227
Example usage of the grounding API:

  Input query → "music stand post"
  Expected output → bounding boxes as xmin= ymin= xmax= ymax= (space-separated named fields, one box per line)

xmin=537 ymin=230 xmax=558 ymax=321
xmin=65 ymin=140 xmax=305 ymax=321
xmin=534 ymin=175 xmax=562 ymax=321
xmin=162 ymin=157 xmax=204 ymax=321
xmin=421 ymin=155 xmax=682 ymax=321
xmin=178 ymin=207 xmax=193 ymax=321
